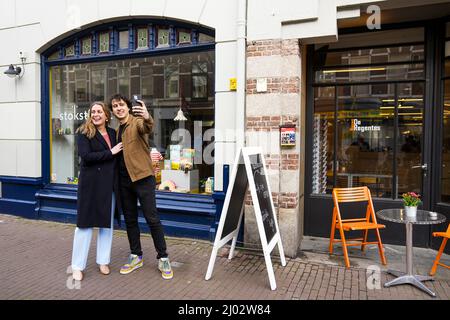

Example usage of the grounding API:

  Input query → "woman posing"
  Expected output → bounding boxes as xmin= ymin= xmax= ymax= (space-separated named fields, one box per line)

xmin=71 ymin=102 xmax=123 ymax=281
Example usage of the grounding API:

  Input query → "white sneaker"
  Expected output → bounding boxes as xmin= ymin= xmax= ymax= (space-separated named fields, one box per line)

xmin=158 ymin=257 xmax=173 ymax=280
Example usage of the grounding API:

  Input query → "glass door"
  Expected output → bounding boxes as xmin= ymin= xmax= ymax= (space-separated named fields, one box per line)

xmin=314 ymin=82 xmax=427 ymax=200
xmin=431 ymin=22 xmax=450 ymax=251
xmin=305 ymin=26 xmax=436 ymax=246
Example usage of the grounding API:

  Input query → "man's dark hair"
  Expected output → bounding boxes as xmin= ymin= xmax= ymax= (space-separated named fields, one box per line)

xmin=109 ymin=93 xmax=132 ymax=111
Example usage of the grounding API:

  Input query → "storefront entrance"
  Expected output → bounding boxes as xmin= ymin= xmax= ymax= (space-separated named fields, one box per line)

xmin=305 ymin=21 xmax=450 ymax=251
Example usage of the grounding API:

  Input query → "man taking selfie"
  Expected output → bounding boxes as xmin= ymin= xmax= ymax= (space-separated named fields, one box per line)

xmin=109 ymin=93 xmax=173 ymax=280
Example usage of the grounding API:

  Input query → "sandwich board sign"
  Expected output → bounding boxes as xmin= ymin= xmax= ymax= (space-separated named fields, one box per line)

xmin=205 ymin=147 xmax=286 ymax=290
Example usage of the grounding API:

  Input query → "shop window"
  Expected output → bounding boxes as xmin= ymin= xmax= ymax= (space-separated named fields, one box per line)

xmin=315 ymin=64 xmax=424 ymax=84
xmin=441 ymin=25 xmax=450 ymax=202
xmin=319 ymin=45 xmax=424 ymax=68
xmin=335 ymin=85 xmax=396 ymax=198
xmin=442 ymin=80 xmax=450 ymax=202
xmin=99 ymin=32 xmax=109 ymax=53
xmin=49 ymin=50 xmax=215 ymax=194
xmin=312 ymin=87 xmax=335 ymax=194
xmin=81 ymin=37 xmax=92 ymax=55
xmin=311 ymin=28 xmax=425 ymax=199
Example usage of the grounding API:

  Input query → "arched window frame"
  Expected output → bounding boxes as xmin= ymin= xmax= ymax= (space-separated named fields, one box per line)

xmin=40 ymin=19 xmax=215 ymax=187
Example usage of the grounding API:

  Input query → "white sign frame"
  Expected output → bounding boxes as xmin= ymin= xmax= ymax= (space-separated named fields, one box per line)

xmin=205 ymin=147 xmax=286 ymax=290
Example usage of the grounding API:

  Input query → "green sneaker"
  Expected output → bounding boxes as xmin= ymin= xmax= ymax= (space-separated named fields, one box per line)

xmin=158 ymin=257 xmax=173 ymax=280
xmin=120 ymin=254 xmax=143 ymax=275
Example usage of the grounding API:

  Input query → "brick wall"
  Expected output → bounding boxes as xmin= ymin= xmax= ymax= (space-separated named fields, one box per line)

xmin=246 ymin=39 xmax=300 ymax=57
xmin=245 ymin=38 xmax=303 ymax=257
xmin=246 ymin=77 xmax=300 ymax=94
xmin=246 ymin=116 xmax=299 ymax=131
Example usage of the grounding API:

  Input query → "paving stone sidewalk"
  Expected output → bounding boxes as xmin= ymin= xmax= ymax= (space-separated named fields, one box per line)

xmin=0 ymin=214 xmax=449 ymax=300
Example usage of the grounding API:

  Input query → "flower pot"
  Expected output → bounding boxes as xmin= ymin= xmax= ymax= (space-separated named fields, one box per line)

xmin=404 ymin=206 xmax=417 ymax=217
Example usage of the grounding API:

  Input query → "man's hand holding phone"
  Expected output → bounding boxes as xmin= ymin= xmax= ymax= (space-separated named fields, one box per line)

xmin=132 ymin=95 xmax=150 ymax=120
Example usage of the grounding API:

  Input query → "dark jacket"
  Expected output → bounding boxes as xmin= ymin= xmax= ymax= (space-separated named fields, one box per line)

xmin=76 ymin=127 xmax=120 ymax=228
xmin=117 ymin=114 xmax=154 ymax=182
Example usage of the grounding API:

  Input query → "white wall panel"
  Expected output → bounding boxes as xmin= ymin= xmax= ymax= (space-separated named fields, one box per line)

xmin=0 ymin=28 xmax=18 ymax=67
xmin=16 ymin=140 xmax=41 ymax=177
xmin=66 ymin=0 xmax=99 ymax=29
xmin=98 ymin=0 xmax=131 ymax=20
xmin=0 ymin=141 xmax=17 ymax=176
xmin=214 ymin=141 xmax=236 ymax=191
xmin=215 ymin=41 xmax=237 ymax=93
xmin=15 ymin=0 xmax=41 ymax=26
xmin=214 ymin=92 xmax=236 ymax=142
xmin=164 ymin=0 xmax=206 ymax=24
xmin=247 ymin=0 xmax=281 ymax=41
xmin=0 ymin=24 xmax=45 ymax=67
xmin=0 ymin=102 xmax=40 ymax=140
xmin=16 ymin=63 xmax=40 ymax=103
xmin=278 ymin=0 xmax=319 ymax=23
xmin=16 ymin=24 xmax=45 ymax=64
xmin=38 ymin=1 xmax=71 ymax=48
xmin=0 ymin=0 xmax=15 ymax=29
xmin=281 ymin=0 xmax=337 ymax=42
xmin=130 ymin=0 xmax=166 ymax=17
xmin=0 ymin=75 xmax=17 ymax=103
xmin=199 ymin=1 xmax=237 ymax=42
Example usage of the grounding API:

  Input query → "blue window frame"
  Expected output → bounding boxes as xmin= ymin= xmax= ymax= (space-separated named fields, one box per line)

xmin=0 ymin=18 xmax=231 ymax=242
xmin=41 ymin=19 xmax=215 ymax=190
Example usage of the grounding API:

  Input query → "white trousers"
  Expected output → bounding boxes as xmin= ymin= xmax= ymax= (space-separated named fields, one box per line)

xmin=71 ymin=193 xmax=115 ymax=271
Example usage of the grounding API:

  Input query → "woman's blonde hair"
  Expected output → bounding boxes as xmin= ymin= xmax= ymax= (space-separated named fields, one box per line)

xmin=76 ymin=101 xmax=111 ymax=139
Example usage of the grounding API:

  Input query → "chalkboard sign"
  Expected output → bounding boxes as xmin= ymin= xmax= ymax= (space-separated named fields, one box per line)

xmin=249 ymin=154 xmax=276 ymax=243
xmin=205 ymin=147 xmax=286 ymax=290
xmin=221 ymin=162 xmax=248 ymax=240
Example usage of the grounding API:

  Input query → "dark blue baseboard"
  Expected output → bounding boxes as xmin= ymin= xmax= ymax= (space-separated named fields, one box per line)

xmin=0 ymin=176 xmax=42 ymax=219
xmin=0 ymin=178 xmax=223 ymax=241
xmin=0 ymin=198 xmax=37 ymax=219
xmin=0 ymin=172 xmax=228 ymax=242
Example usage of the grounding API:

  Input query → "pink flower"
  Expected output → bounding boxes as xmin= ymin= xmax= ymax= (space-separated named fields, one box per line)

xmin=402 ymin=191 xmax=422 ymax=207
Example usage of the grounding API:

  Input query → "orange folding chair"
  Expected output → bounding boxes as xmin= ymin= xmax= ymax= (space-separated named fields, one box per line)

xmin=329 ymin=186 xmax=387 ymax=268
xmin=429 ymin=223 xmax=450 ymax=276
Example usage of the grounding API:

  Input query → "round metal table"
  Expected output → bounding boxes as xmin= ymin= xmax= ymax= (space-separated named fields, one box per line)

xmin=376 ymin=209 xmax=446 ymax=297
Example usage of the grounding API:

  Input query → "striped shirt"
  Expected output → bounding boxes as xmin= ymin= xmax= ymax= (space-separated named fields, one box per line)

xmin=150 ymin=148 xmax=163 ymax=176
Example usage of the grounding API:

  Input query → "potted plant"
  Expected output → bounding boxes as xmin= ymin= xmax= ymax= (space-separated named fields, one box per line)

xmin=402 ymin=192 xmax=422 ymax=217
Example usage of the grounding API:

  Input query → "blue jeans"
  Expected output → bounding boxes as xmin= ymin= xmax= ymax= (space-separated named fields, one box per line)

xmin=71 ymin=193 xmax=115 ymax=271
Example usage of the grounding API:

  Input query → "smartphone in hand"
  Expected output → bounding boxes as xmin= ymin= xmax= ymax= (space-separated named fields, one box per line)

xmin=132 ymin=94 xmax=142 ymax=116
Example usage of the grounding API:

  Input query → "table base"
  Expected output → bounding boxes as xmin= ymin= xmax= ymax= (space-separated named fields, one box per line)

xmin=385 ymin=270 xmax=435 ymax=297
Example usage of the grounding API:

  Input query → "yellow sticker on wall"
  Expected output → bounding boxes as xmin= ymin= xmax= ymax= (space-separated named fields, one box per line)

xmin=229 ymin=78 xmax=237 ymax=91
